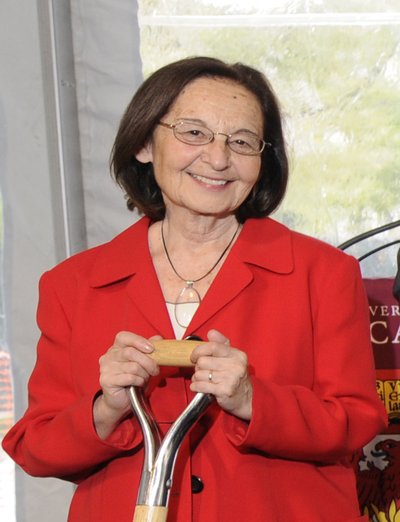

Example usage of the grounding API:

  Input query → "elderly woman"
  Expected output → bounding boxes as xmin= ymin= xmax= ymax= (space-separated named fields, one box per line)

xmin=3 ymin=57 xmax=386 ymax=521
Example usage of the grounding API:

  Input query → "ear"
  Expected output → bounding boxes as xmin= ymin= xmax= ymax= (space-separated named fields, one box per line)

xmin=135 ymin=141 xmax=153 ymax=163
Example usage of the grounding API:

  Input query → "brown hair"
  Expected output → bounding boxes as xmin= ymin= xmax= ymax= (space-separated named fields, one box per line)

xmin=110 ymin=56 xmax=288 ymax=222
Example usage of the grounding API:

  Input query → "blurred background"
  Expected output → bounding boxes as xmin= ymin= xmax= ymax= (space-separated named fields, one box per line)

xmin=0 ymin=1 xmax=399 ymax=520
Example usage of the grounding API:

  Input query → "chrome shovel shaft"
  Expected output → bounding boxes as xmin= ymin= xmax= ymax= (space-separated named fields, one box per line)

xmin=129 ymin=387 xmax=213 ymax=507
xmin=128 ymin=386 xmax=162 ymax=504
xmin=129 ymin=339 xmax=214 ymax=522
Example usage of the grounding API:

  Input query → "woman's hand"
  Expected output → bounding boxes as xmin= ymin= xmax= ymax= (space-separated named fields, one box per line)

xmin=93 ymin=331 xmax=160 ymax=439
xmin=190 ymin=329 xmax=253 ymax=421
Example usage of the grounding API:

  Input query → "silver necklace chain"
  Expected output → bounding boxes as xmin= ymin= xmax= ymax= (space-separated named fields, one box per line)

xmin=161 ymin=220 xmax=240 ymax=285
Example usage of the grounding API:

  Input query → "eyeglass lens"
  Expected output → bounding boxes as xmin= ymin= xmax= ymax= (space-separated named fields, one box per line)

xmin=163 ymin=121 xmax=265 ymax=155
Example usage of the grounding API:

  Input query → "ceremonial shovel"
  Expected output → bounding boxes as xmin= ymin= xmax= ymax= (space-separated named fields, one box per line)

xmin=129 ymin=338 xmax=213 ymax=522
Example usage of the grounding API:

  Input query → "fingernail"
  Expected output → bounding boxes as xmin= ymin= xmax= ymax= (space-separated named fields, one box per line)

xmin=141 ymin=341 xmax=154 ymax=352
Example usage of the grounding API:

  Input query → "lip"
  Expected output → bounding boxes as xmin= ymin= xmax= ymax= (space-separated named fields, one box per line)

xmin=188 ymin=172 xmax=231 ymax=186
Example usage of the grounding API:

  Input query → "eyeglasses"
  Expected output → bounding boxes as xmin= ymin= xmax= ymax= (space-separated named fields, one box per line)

xmin=158 ymin=120 xmax=269 ymax=156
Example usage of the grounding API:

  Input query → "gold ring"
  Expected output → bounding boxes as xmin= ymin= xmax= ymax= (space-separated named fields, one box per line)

xmin=208 ymin=371 xmax=213 ymax=383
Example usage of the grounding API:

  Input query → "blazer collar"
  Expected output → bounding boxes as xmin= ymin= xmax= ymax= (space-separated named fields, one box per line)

xmin=89 ymin=217 xmax=152 ymax=288
xmin=88 ymin=216 xmax=294 ymax=336
xmin=235 ymin=217 xmax=294 ymax=274
xmin=89 ymin=216 xmax=293 ymax=289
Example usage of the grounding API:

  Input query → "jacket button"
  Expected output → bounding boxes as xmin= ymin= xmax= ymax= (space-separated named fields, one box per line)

xmin=191 ymin=475 xmax=204 ymax=494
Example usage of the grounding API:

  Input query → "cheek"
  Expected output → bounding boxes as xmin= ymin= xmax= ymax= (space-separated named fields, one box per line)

xmin=241 ymin=159 xmax=262 ymax=186
xmin=154 ymin=145 xmax=199 ymax=174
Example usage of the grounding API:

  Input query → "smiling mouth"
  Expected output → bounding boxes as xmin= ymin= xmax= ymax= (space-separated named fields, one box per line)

xmin=189 ymin=173 xmax=229 ymax=186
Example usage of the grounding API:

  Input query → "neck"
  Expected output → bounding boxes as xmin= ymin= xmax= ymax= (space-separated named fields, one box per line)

xmin=158 ymin=215 xmax=241 ymax=328
xmin=161 ymin=218 xmax=240 ymax=285
xmin=162 ymin=210 xmax=240 ymax=247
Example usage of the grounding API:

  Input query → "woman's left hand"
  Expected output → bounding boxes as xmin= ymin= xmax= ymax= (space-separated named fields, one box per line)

xmin=190 ymin=329 xmax=253 ymax=421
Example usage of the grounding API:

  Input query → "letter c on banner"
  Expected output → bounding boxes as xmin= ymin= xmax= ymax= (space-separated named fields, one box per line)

xmin=370 ymin=321 xmax=389 ymax=344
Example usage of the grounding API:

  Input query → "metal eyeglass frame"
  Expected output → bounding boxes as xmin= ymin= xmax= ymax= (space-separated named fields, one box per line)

xmin=158 ymin=120 xmax=269 ymax=156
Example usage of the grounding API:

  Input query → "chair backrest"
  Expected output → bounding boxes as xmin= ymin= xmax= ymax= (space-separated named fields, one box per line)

xmin=393 ymin=248 xmax=400 ymax=302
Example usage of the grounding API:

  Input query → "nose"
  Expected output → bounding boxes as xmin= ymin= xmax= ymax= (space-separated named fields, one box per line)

xmin=201 ymin=134 xmax=230 ymax=170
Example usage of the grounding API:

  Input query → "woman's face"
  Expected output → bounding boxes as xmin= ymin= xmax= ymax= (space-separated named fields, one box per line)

xmin=136 ymin=77 xmax=264 ymax=218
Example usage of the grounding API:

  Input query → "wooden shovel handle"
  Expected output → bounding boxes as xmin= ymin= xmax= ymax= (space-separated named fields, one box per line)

xmin=133 ymin=505 xmax=168 ymax=522
xmin=149 ymin=339 xmax=204 ymax=367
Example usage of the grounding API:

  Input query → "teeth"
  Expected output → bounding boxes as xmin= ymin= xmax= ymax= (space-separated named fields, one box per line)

xmin=191 ymin=173 xmax=227 ymax=186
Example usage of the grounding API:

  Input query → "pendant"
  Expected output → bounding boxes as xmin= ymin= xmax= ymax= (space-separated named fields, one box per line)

xmin=175 ymin=281 xmax=201 ymax=328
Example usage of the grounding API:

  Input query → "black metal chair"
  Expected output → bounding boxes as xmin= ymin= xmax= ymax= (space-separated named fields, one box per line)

xmin=338 ymin=219 xmax=400 ymax=302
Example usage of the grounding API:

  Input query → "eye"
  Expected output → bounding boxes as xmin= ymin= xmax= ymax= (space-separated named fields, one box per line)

xmin=230 ymin=135 xmax=254 ymax=149
xmin=176 ymin=123 xmax=212 ymax=143
xmin=232 ymin=137 xmax=251 ymax=146
xmin=229 ymin=132 xmax=261 ymax=153
xmin=187 ymin=128 xmax=206 ymax=137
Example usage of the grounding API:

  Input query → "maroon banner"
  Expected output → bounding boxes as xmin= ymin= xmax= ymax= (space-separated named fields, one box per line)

xmin=353 ymin=279 xmax=400 ymax=521
xmin=365 ymin=278 xmax=400 ymax=372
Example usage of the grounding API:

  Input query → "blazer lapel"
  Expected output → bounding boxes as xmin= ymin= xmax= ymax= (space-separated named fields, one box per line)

xmin=186 ymin=217 xmax=294 ymax=333
xmin=187 ymin=255 xmax=253 ymax=333
xmin=89 ymin=217 xmax=174 ymax=338
xmin=126 ymin=261 xmax=175 ymax=337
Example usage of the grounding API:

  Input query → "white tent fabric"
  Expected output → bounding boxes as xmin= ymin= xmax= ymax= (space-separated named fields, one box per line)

xmin=1 ymin=1 xmax=142 ymax=520
xmin=71 ymin=0 xmax=142 ymax=249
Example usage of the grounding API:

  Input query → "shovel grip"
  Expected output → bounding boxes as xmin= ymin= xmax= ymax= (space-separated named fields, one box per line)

xmin=149 ymin=339 xmax=204 ymax=367
xmin=133 ymin=505 xmax=168 ymax=522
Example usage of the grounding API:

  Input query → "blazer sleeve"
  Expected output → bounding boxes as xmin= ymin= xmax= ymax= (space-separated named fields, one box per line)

xmin=223 ymin=253 xmax=387 ymax=462
xmin=2 ymin=269 xmax=142 ymax=481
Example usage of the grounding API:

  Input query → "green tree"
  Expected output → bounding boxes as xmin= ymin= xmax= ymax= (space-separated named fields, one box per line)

xmin=138 ymin=0 xmax=400 ymax=252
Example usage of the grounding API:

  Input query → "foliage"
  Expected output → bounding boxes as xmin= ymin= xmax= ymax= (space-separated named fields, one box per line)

xmin=137 ymin=0 xmax=400 ymax=263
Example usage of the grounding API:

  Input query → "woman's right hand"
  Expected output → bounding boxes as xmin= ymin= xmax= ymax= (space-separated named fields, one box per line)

xmin=93 ymin=331 xmax=160 ymax=440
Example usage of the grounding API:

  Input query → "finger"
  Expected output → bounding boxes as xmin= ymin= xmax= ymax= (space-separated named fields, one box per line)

xmin=149 ymin=334 xmax=163 ymax=341
xmin=100 ymin=346 xmax=159 ymax=377
xmin=113 ymin=331 xmax=154 ymax=353
xmin=190 ymin=340 xmax=232 ymax=365
xmin=192 ymin=369 xmax=219 ymax=384
xmin=122 ymin=348 xmax=159 ymax=376
xmin=193 ymin=356 xmax=225 ymax=373
xmin=100 ymin=364 xmax=150 ymax=389
xmin=189 ymin=374 xmax=233 ymax=396
xmin=207 ymin=329 xmax=230 ymax=346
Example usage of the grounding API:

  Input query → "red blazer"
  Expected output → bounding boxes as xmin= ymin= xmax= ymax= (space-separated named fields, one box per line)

xmin=3 ymin=217 xmax=387 ymax=521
